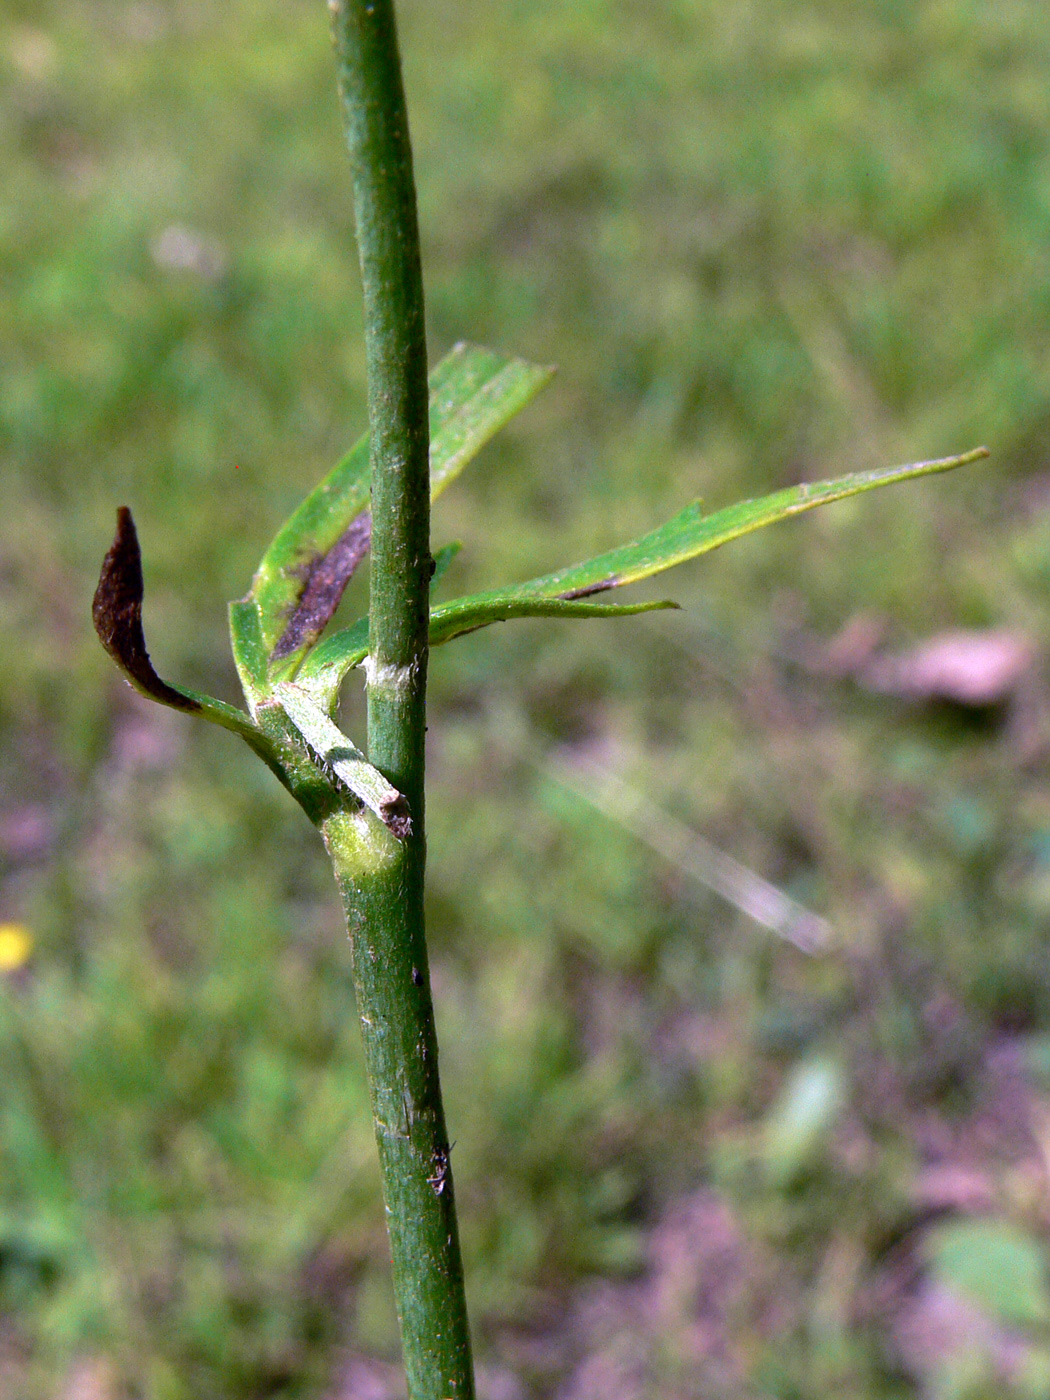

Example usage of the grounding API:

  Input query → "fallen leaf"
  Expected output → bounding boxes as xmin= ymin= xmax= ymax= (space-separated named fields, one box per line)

xmin=861 ymin=629 xmax=1034 ymax=706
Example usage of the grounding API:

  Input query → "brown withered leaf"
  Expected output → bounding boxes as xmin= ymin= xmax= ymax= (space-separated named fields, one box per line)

xmin=92 ymin=507 xmax=201 ymax=712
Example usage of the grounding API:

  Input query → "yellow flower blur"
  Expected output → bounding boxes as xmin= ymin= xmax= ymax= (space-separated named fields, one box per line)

xmin=0 ymin=923 xmax=32 ymax=972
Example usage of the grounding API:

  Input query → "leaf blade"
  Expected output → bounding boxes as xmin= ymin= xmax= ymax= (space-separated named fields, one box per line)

xmin=296 ymin=596 xmax=677 ymax=710
xmin=277 ymin=447 xmax=988 ymax=712
xmin=427 ymin=344 xmax=554 ymax=499
xmin=240 ymin=342 xmax=553 ymax=679
xmin=428 ymin=594 xmax=678 ymax=646
xmin=503 ymin=447 xmax=990 ymax=601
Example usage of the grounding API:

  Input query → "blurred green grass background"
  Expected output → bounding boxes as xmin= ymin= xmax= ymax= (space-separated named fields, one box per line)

xmin=5 ymin=0 xmax=1050 ymax=1396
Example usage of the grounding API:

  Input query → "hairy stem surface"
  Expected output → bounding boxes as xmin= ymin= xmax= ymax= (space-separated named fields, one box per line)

xmin=330 ymin=2 xmax=474 ymax=1396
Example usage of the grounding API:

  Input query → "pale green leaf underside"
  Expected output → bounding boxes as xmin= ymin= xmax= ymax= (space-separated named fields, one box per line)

xmin=244 ymin=342 xmax=553 ymax=660
xmin=228 ymin=597 xmax=272 ymax=708
xmin=298 ymin=596 xmax=677 ymax=710
xmin=294 ymin=447 xmax=988 ymax=711
xmin=273 ymin=682 xmax=409 ymax=835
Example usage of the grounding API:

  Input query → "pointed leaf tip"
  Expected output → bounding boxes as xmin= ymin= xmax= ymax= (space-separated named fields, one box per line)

xmin=92 ymin=508 xmax=201 ymax=713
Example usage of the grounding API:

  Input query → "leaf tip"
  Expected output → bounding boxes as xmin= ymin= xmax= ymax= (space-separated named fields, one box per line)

xmin=381 ymin=795 xmax=413 ymax=841
xmin=93 ymin=507 xmax=201 ymax=713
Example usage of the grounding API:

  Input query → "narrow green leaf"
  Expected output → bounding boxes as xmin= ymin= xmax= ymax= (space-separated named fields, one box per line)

xmin=274 ymin=681 xmax=410 ymax=838
xmin=300 ymin=616 xmax=370 ymax=701
xmin=496 ymin=447 xmax=990 ymax=602
xmin=229 ymin=598 xmax=272 ymax=709
xmin=291 ymin=447 xmax=988 ymax=711
xmin=429 ymin=594 xmax=677 ymax=645
xmin=238 ymin=342 xmax=553 ymax=683
xmin=249 ymin=434 xmax=368 ymax=658
xmin=426 ymin=343 xmax=554 ymax=500
xmin=296 ymin=598 xmax=675 ymax=712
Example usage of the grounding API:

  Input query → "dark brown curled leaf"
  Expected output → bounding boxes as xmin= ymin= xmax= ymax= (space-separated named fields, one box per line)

xmin=271 ymin=513 xmax=372 ymax=661
xmin=92 ymin=507 xmax=201 ymax=712
xmin=558 ymin=575 xmax=619 ymax=600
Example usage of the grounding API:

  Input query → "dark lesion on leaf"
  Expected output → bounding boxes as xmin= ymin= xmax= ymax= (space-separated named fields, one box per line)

xmin=272 ymin=513 xmax=373 ymax=661
xmin=92 ymin=508 xmax=201 ymax=713
xmin=558 ymin=575 xmax=619 ymax=600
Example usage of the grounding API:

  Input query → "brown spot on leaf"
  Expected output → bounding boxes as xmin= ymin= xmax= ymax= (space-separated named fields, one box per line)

xmin=559 ymin=576 xmax=619 ymax=600
xmin=92 ymin=508 xmax=200 ymax=712
xmin=272 ymin=513 xmax=372 ymax=660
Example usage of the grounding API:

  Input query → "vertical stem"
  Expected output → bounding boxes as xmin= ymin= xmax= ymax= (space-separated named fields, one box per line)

xmin=329 ymin=3 xmax=475 ymax=1399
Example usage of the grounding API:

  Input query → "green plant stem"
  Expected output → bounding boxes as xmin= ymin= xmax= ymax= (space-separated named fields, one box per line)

xmin=330 ymin=2 xmax=475 ymax=1397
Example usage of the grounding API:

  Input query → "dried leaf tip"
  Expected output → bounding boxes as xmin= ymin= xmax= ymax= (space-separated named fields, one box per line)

xmin=380 ymin=794 xmax=412 ymax=841
xmin=92 ymin=507 xmax=201 ymax=713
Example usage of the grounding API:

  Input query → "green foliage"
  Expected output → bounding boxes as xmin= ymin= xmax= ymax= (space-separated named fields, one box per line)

xmin=250 ymin=342 xmax=553 ymax=680
xmin=298 ymin=443 xmax=986 ymax=709
xmin=928 ymin=1219 xmax=1050 ymax=1332
xmin=95 ymin=340 xmax=977 ymax=838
